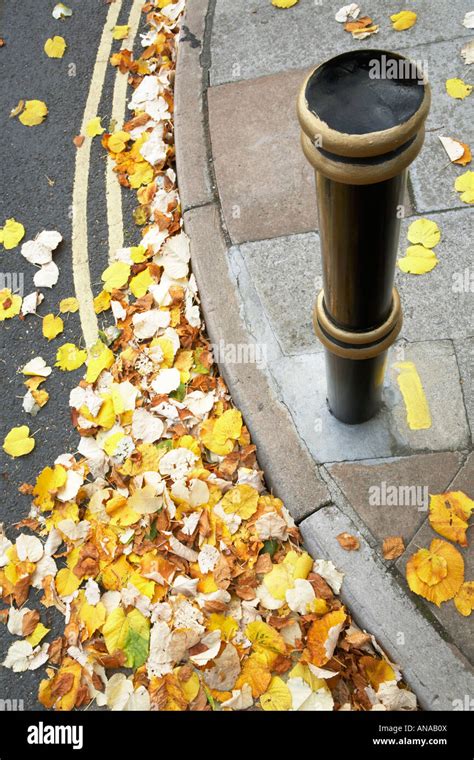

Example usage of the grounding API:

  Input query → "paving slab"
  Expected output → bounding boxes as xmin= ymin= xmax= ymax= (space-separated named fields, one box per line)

xmin=211 ymin=0 xmax=473 ymax=86
xmin=402 ymin=38 xmax=474 ymax=214
xmin=326 ymin=452 xmax=464 ymax=552
xmin=300 ymin=504 xmax=474 ymax=710
xmin=208 ymin=68 xmax=317 ymax=244
xmin=397 ymin=209 xmax=473 ymax=343
xmin=231 ymin=233 xmax=322 ymax=355
xmin=268 ymin=339 xmax=469 ymax=462
xmin=455 ymin=337 xmax=474 ymax=443
xmin=449 ymin=450 xmax=474 ymax=493
xmin=396 ymin=517 xmax=474 ymax=665
xmin=387 ymin=340 xmax=470 ymax=452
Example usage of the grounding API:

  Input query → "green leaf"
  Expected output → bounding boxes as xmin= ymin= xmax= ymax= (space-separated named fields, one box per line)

xmin=193 ymin=348 xmax=209 ymax=375
xmin=170 ymin=382 xmax=186 ymax=402
xmin=261 ymin=539 xmax=279 ymax=557
xmin=122 ymin=609 xmax=149 ymax=668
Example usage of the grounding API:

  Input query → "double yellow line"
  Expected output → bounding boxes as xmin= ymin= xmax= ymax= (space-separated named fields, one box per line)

xmin=72 ymin=0 xmax=144 ymax=347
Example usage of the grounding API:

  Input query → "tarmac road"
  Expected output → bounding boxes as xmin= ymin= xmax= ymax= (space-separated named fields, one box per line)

xmin=0 ymin=0 xmax=145 ymax=709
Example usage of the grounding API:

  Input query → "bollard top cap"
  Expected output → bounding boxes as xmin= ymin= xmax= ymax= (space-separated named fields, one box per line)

xmin=297 ymin=49 xmax=430 ymax=183
xmin=298 ymin=50 xmax=431 ymax=165
xmin=305 ymin=50 xmax=425 ymax=136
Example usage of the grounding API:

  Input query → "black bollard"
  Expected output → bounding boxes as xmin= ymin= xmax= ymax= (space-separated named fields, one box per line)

xmin=297 ymin=50 xmax=430 ymax=424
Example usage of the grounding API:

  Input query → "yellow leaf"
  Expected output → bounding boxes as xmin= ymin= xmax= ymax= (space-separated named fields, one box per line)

xmin=398 ymin=245 xmax=438 ymax=274
xmin=259 ymin=676 xmax=292 ymax=711
xmin=406 ymin=539 xmax=464 ymax=606
xmin=393 ymin=361 xmax=431 ymax=430
xmin=130 ymin=267 xmax=153 ymax=298
xmin=0 ymin=289 xmax=22 ymax=320
xmin=18 ymin=100 xmax=48 ymax=126
xmin=207 ymin=613 xmax=239 ymax=641
xmin=446 ymin=78 xmax=472 ymax=100
xmin=454 ymin=170 xmax=474 ymax=204
xmin=131 ymin=245 xmax=146 ymax=263
xmin=55 ymin=342 xmax=87 ymax=371
xmin=44 ymin=35 xmax=66 ymax=58
xmin=235 ymin=654 xmax=271 ymax=697
xmin=101 ymin=261 xmax=131 ymax=292
xmin=112 ymin=25 xmax=129 ymax=40
xmin=263 ymin=563 xmax=292 ymax=601
xmin=360 ymin=655 xmax=396 ymax=688
xmin=429 ymin=491 xmax=474 ymax=547
xmin=42 ymin=313 xmax=64 ymax=340
xmin=42 ymin=657 xmax=82 ymax=711
xmin=179 ymin=669 xmax=200 ymax=702
xmin=307 ymin=608 xmax=347 ymax=666
xmin=108 ymin=130 xmax=131 ymax=153
xmin=103 ymin=607 xmax=150 ymax=667
xmin=33 ymin=464 xmax=67 ymax=510
xmin=31 ymin=388 xmax=49 ymax=408
xmin=390 ymin=10 xmax=417 ymax=31
xmin=59 ymin=297 xmax=79 ymax=313
xmin=103 ymin=431 xmax=125 ymax=456
xmin=127 ymin=485 xmax=163 ymax=515
xmin=56 ymin=567 xmax=82 ymax=597
xmin=26 ymin=623 xmax=50 ymax=646
xmin=129 ymin=160 xmax=154 ymax=189
xmin=2 ymin=425 xmax=35 ymax=457
xmin=221 ymin=484 xmax=259 ymax=519
xmin=105 ymin=493 xmax=140 ymax=526
xmin=272 ymin=0 xmax=299 ymax=7
xmin=85 ymin=340 xmax=114 ymax=383
xmin=245 ymin=621 xmax=286 ymax=666
xmin=454 ymin=581 xmax=474 ymax=616
xmin=86 ymin=116 xmax=104 ymax=138
xmin=0 ymin=218 xmax=25 ymax=249
xmin=100 ymin=555 xmax=132 ymax=591
xmin=406 ymin=218 xmax=440 ymax=248
xmin=289 ymin=662 xmax=325 ymax=692
xmin=93 ymin=290 xmax=111 ymax=314
xmin=200 ymin=409 xmax=242 ymax=455
xmin=79 ymin=601 xmax=106 ymax=637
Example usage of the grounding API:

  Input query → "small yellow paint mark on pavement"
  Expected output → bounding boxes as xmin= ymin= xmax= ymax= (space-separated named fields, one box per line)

xmin=394 ymin=361 xmax=432 ymax=430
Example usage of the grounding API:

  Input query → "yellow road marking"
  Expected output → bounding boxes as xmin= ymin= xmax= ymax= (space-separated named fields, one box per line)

xmin=106 ymin=0 xmax=144 ymax=263
xmin=72 ymin=0 xmax=123 ymax=348
xmin=394 ymin=361 xmax=432 ymax=430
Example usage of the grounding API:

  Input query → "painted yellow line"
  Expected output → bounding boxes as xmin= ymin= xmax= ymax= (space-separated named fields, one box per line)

xmin=72 ymin=0 xmax=123 ymax=348
xmin=106 ymin=0 xmax=144 ymax=263
xmin=394 ymin=361 xmax=432 ymax=430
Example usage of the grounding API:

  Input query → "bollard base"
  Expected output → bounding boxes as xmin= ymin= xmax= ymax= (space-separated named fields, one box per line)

xmin=325 ymin=350 xmax=387 ymax=424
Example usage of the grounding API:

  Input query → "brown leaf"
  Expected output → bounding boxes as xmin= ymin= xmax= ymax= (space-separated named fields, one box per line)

xmin=337 ymin=532 xmax=360 ymax=551
xmin=309 ymin=572 xmax=334 ymax=600
xmin=382 ymin=536 xmax=405 ymax=561
xmin=73 ymin=135 xmax=85 ymax=148
xmin=345 ymin=630 xmax=371 ymax=649
xmin=22 ymin=609 xmax=40 ymax=636
xmin=48 ymin=637 xmax=66 ymax=665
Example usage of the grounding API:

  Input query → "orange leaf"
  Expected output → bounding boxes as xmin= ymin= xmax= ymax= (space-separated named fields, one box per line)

xmin=406 ymin=539 xmax=464 ymax=606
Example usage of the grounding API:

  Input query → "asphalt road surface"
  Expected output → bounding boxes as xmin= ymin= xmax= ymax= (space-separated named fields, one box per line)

xmin=0 ymin=0 xmax=146 ymax=709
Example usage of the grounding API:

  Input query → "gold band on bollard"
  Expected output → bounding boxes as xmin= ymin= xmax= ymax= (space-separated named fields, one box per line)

xmin=300 ymin=128 xmax=425 ymax=185
xmin=313 ymin=288 xmax=403 ymax=360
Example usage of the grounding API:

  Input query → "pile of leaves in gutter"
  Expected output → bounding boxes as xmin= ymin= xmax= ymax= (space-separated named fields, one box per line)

xmin=0 ymin=0 xmax=417 ymax=712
